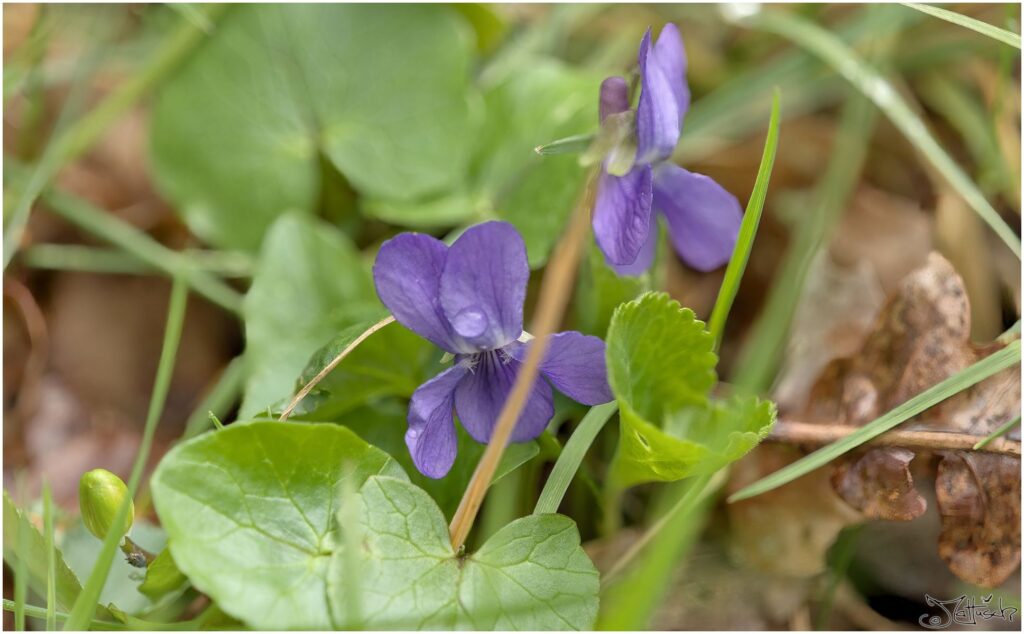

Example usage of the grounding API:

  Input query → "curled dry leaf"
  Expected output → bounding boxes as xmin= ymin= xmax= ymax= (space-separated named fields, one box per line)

xmin=732 ymin=253 xmax=1020 ymax=587
xmin=805 ymin=253 xmax=1020 ymax=586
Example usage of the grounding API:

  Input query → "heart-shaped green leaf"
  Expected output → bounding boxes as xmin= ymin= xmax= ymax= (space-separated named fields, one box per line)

xmin=150 ymin=421 xmax=406 ymax=629
xmin=151 ymin=4 xmax=474 ymax=250
xmin=606 ymin=292 xmax=775 ymax=488
xmin=328 ymin=476 xmax=599 ymax=629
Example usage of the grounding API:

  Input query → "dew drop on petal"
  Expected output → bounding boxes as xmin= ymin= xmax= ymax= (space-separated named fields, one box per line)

xmin=451 ymin=307 xmax=488 ymax=339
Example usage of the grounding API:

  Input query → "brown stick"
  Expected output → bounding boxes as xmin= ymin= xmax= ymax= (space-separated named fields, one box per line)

xmin=278 ymin=315 xmax=396 ymax=421
xmin=767 ymin=420 xmax=1021 ymax=456
xmin=448 ymin=171 xmax=597 ymax=551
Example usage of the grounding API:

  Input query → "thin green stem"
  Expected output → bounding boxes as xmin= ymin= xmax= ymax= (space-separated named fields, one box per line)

xmin=707 ymin=89 xmax=780 ymax=349
xmin=3 ymin=600 xmax=127 ymax=631
xmin=64 ymin=276 xmax=189 ymax=630
xmin=43 ymin=482 xmax=56 ymax=631
xmin=3 ymin=5 xmax=226 ymax=270
xmin=974 ymin=415 xmax=1021 ymax=450
xmin=14 ymin=477 xmax=27 ymax=632
xmin=904 ymin=3 xmax=1021 ymax=49
xmin=4 ymin=167 xmax=244 ymax=314
xmin=534 ymin=401 xmax=617 ymax=515
xmin=182 ymin=356 xmax=245 ymax=440
xmin=734 ymin=88 xmax=881 ymax=391
xmin=22 ymin=244 xmax=253 ymax=278
xmin=740 ymin=7 xmax=1021 ymax=259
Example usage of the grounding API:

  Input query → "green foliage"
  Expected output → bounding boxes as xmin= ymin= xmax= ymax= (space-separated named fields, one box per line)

xmin=150 ymin=421 xmax=406 ymax=629
xmin=137 ymin=549 xmax=187 ymax=602
xmin=337 ymin=400 xmax=539 ymax=519
xmin=240 ymin=213 xmax=381 ymax=418
xmin=327 ymin=476 xmax=599 ymax=629
xmin=2 ymin=492 xmax=84 ymax=612
xmin=61 ymin=521 xmax=166 ymax=616
xmin=606 ymin=293 xmax=775 ymax=488
xmin=285 ymin=322 xmax=435 ymax=420
xmin=151 ymin=4 xmax=474 ymax=250
xmin=574 ymin=243 xmax=647 ymax=337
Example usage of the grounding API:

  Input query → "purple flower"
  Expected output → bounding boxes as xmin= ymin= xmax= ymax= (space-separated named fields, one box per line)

xmin=373 ymin=221 xmax=613 ymax=478
xmin=593 ymin=24 xmax=743 ymax=275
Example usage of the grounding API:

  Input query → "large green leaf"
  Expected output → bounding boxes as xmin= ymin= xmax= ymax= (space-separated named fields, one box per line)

xmin=150 ymin=421 xmax=407 ymax=629
xmin=362 ymin=59 xmax=599 ymax=267
xmin=606 ymin=292 xmax=775 ymax=487
xmin=2 ymin=491 xmax=83 ymax=612
xmin=477 ymin=60 xmax=598 ymax=267
xmin=151 ymin=4 xmax=474 ymax=250
xmin=327 ymin=476 xmax=599 ymax=629
xmin=337 ymin=399 xmax=539 ymax=519
xmin=240 ymin=213 xmax=381 ymax=419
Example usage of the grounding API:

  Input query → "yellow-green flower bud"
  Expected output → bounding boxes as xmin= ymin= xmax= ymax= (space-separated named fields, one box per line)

xmin=79 ymin=469 xmax=133 ymax=541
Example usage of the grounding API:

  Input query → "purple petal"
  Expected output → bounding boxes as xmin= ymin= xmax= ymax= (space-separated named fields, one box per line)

xmin=440 ymin=221 xmax=528 ymax=351
xmin=593 ymin=165 xmax=654 ymax=268
xmin=651 ymin=24 xmax=690 ymax=125
xmin=373 ymin=233 xmax=466 ymax=353
xmin=599 ymin=76 xmax=630 ymax=123
xmin=636 ymin=28 xmax=680 ymax=165
xmin=609 ymin=215 xmax=657 ymax=276
xmin=510 ymin=333 xmax=613 ymax=405
xmin=454 ymin=349 xmax=554 ymax=444
xmin=653 ymin=163 xmax=742 ymax=272
xmin=406 ymin=363 xmax=468 ymax=479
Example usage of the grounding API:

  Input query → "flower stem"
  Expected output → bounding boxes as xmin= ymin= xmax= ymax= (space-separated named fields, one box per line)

xmin=448 ymin=169 xmax=598 ymax=551
xmin=278 ymin=315 xmax=396 ymax=421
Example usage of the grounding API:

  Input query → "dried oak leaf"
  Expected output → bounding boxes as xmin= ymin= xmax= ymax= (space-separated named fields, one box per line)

xmin=936 ymin=451 xmax=1020 ymax=588
xmin=801 ymin=252 xmax=1020 ymax=586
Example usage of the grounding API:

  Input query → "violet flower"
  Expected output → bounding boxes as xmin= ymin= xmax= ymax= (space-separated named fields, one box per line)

xmin=373 ymin=221 xmax=613 ymax=478
xmin=593 ymin=24 xmax=742 ymax=275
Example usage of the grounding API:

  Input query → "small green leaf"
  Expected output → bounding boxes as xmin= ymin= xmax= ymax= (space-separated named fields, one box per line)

xmin=240 ymin=213 xmax=381 ymax=419
xmin=137 ymin=549 xmax=187 ymax=601
xmin=3 ymin=492 xmax=84 ymax=612
xmin=150 ymin=421 xmax=407 ymax=629
xmin=151 ymin=4 xmax=474 ymax=250
xmin=605 ymin=292 xmax=775 ymax=488
xmin=327 ymin=476 xmax=599 ymax=629
xmin=285 ymin=321 xmax=435 ymax=420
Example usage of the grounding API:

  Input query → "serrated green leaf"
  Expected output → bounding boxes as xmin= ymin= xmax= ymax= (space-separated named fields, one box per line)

xmin=336 ymin=399 xmax=539 ymax=519
xmin=327 ymin=476 xmax=599 ymax=629
xmin=151 ymin=4 xmax=474 ymax=250
xmin=150 ymin=421 xmax=407 ymax=629
xmin=605 ymin=292 xmax=775 ymax=488
xmin=2 ymin=492 xmax=84 ymax=612
xmin=240 ymin=213 xmax=381 ymax=419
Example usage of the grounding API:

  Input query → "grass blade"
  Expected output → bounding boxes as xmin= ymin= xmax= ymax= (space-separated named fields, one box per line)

xmin=64 ymin=276 xmax=189 ymax=630
xmin=534 ymin=401 xmax=618 ymax=515
xmin=734 ymin=85 xmax=882 ymax=391
xmin=904 ymin=3 xmax=1021 ymax=49
xmin=729 ymin=339 xmax=1021 ymax=502
xmin=14 ymin=479 xmax=27 ymax=631
xmin=707 ymin=88 xmax=781 ymax=349
xmin=182 ymin=356 xmax=245 ymax=440
xmin=2 ymin=600 xmax=127 ymax=631
xmin=974 ymin=415 xmax=1021 ymax=450
xmin=740 ymin=7 xmax=1021 ymax=259
xmin=5 ymin=163 xmax=243 ymax=315
xmin=43 ymin=482 xmax=56 ymax=631
xmin=534 ymin=133 xmax=595 ymax=156
xmin=3 ymin=5 xmax=226 ymax=270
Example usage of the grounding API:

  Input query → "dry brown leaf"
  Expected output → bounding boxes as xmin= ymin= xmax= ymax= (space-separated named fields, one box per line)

xmin=831 ymin=447 xmax=927 ymax=521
